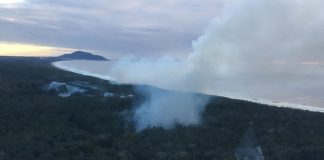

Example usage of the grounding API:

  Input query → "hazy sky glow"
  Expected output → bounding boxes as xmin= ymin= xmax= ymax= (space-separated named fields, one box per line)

xmin=0 ymin=42 xmax=73 ymax=56
xmin=0 ymin=0 xmax=222 ymax=57
xmin=0 ymin=0 xmax=25 ymax=5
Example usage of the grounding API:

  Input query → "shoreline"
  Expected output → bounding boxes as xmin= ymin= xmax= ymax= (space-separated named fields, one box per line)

xmin=52 ymin=60 xmax=324 ymax=113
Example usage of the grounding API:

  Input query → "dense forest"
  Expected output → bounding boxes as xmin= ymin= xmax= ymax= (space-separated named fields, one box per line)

xmin=0 ymin=57 xmax=324 ymax=160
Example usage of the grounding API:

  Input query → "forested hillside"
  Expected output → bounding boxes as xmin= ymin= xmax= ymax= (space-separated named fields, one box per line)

xmin=0 ymin=57 xmax=324 ymax=160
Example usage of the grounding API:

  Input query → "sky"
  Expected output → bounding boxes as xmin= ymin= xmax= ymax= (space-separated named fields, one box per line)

xmin=0 ymin=0 xmax=223 ymax=57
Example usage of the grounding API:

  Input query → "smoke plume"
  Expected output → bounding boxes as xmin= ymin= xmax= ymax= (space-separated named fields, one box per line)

xmin=108 ymin=0 xmax=324 ymax=130
xmin=108 ymin=58 xmax=211 ymax=131
xmin=54 ymin=0 xmax=324 ymax=130
xmin=133 ymin=86 xmax=209 ymax=131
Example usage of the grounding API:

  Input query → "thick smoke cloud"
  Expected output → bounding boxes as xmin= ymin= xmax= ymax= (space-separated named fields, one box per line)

xmin=189 ymin=0 xmax=324 ymax=76
xmin=185 ymin=0 xmax=324 ymax=104
xmin=54 ymin=0 xmax=324 ymax=130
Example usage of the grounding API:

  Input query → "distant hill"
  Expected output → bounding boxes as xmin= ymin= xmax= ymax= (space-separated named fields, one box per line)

xmin=56 ymin=51 xmax=108 ymax=61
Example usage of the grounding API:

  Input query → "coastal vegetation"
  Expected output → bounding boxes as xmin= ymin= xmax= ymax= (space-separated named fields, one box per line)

xmin=0 ymin=57 xmax=323 ymax=160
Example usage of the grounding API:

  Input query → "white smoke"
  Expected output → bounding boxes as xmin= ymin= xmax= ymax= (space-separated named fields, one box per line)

xmin=54 ymin=0 xmax=324 ymax=130
xmin=189 ymin=0 xmax=324 ymax=76
xmin=108 ymin=58 xmax=211 ymax=131
xmin=108 ymin=0 xmax=324 ymax=131
xmin=133 ymin=87 xmax=209 ymax=131
xmin=184 ymin=0 xmax=324 ymax=105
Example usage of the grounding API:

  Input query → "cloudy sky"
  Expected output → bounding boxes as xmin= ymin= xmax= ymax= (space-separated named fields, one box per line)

xmin=0 ymin=0 xmax=223 ymax=57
